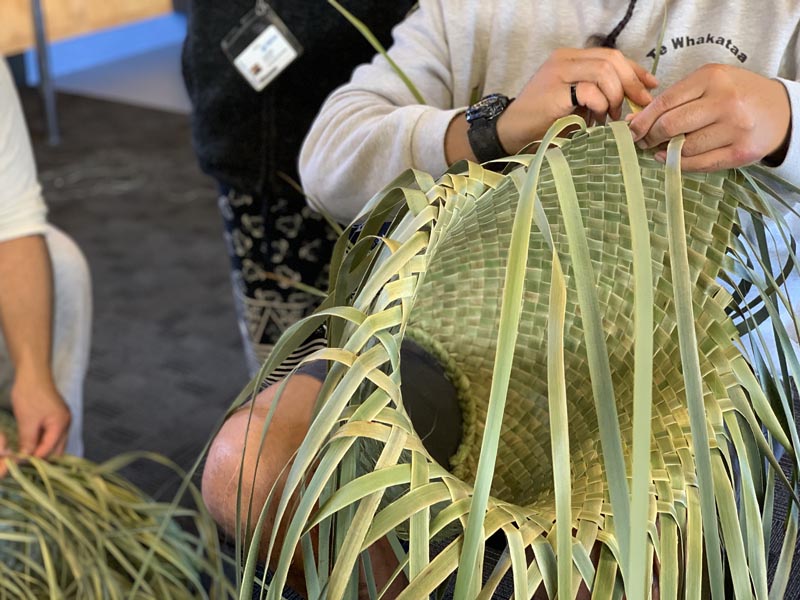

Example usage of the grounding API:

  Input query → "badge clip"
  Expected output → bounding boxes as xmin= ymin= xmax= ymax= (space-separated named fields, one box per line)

xmin=222 ymin=3 xmax=303 ymax=92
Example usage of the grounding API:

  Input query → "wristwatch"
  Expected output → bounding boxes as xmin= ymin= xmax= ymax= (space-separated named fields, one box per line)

xmin=465 ymin=93 xmax=513 ymax=162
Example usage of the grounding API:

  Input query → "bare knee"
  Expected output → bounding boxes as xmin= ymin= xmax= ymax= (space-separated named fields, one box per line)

xmin=201 ymin=410 xmax=251 ymax=535
xmin=201 ymin=374 xmax=322 ymax=538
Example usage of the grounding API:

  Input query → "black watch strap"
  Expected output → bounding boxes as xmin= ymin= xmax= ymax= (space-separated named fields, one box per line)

xmin=465 ymin=94 xmax=512 ymax=163
xmin=467 ymin=117 xmax=508 ymax=163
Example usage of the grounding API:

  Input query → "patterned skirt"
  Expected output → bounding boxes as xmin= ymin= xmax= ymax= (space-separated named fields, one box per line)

xmin=217 ymin=186 xmax=336 ymax=376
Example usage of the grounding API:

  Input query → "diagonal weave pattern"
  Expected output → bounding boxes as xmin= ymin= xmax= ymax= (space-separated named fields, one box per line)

xmin=408 ymin=125 xmax=738 ymax=512
xmin=259 ymin=121 xmax=797 ymax=599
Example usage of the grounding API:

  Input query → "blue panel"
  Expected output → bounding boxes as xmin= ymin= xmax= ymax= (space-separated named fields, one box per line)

xmin=25 ymin=13 xmax=186 ymax=85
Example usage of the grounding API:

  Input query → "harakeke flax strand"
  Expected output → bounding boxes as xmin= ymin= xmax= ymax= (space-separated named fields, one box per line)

xmin=0 ymin=409 xmax=234 ymax=600
xmin=238 ymin=118 xmax=799 ymax=599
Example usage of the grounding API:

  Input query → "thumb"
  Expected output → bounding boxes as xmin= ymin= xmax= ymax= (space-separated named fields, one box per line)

xmin=33 ymin=423 xmax=64 ymax=459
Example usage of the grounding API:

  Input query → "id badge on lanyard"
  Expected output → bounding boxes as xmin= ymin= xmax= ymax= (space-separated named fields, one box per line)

xmin=221 ymin=1 xmax=303 ymax=92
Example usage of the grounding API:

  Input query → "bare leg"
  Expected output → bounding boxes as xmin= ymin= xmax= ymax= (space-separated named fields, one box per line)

xmin=203 ymin=374 xmax=318 ymax=593
xmin=202 ymin=374 xmax=403 ymax=597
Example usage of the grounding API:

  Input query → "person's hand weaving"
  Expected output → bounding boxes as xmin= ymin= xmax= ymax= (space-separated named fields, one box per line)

xmin=628 ymin=63 xmax=792 ymax=170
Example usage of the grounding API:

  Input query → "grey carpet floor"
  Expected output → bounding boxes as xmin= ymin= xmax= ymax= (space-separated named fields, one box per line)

xmin=17 ymin=89 xmax=800 ymax=598
xmin=21 ymin=88 xmax=247 ymax=498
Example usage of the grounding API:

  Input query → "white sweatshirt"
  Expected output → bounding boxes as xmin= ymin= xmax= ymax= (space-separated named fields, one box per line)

xmin=0 ymin=59 xmax=47 ymax=243
xmin=300 ymin=0 xmax=800 ymax=224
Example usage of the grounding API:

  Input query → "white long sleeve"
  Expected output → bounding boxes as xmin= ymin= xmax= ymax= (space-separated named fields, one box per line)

xmin=300 ymin=0 xmax=800 ymax=224
xmin=0 ymin=59 xmax=47 ymax=243
xmin=299 ymin=1 xmax=468 ymax=224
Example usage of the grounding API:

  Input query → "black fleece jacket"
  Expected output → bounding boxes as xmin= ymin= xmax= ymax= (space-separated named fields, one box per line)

xmin=182 ymin=0 xmax=415 ymax=197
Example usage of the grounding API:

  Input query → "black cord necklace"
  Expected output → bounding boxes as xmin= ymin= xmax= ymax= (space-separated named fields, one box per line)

xmin=601 ymin=0 xmax=638 ymax=48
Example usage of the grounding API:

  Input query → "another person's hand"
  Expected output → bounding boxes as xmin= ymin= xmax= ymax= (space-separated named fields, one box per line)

xmin=628 ymin=63 xmax=791 ymax=171
xmin=0 ymin=374 xmax=71 ymax=476
xmin=497 ymin=47 xmax=658 ymax=154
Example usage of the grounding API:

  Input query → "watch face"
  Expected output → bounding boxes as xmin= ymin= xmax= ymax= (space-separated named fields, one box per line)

xmin=466 ymin=93 xmax=510 ymax=123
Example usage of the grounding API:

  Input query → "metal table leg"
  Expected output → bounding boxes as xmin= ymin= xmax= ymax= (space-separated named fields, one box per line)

xmin=30 ymin=0 xmax=60 ymax=145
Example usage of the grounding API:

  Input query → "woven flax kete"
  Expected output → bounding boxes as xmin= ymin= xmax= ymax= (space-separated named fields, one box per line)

xmin=263 ymin=119 xmax=797 ymax=599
